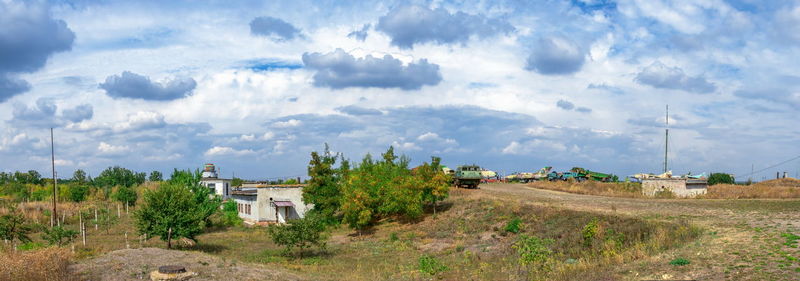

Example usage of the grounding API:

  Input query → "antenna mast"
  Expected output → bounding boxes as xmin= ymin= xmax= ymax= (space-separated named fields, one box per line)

xmin=664 ymin=105 xmax=669 ymax=173
xmin=50 ymin=128 xmax=58 ymax=227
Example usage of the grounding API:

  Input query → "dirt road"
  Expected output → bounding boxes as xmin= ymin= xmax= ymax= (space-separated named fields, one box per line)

xmin=474 ymin=183 xmax=800 ymax=280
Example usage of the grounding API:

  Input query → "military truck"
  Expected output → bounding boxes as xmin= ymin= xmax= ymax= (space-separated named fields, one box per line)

xmin=454 ymin=165 xmax=482 ymax=188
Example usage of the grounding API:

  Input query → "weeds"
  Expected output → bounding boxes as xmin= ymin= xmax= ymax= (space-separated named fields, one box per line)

xmin=669 ymin=257 xmax=691 ymax=266
xmin=0 ymin=247 xmax=78 ymax=281
xmin=418 ymin=254 xmax=448 ymax=275
xmin=505 ymin=217 xmax=522 ymax=234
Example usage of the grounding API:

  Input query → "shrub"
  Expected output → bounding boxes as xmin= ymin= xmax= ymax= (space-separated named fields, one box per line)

xmin=112 ymin=186 xmax=138 ymax=206
xmin=669 ymin=257 xmax=691 ymax=266
xmin=0 ymin=203 xmax=33 ymax=244
xmin=418 ymin=254 xmax=448 ymax=276
xmin=514 ymin=235 xmax=554 ymax=271
xmin=505 ymin=217 xmax=522 ymax=234
xmin=582 ymin=218 xmax=600 ymax=247
xmin=267 ymin=213 xmax=327 ymax=257
xmin=708 ymin=173 xmax=734 ymax=185
xmin=220 ymin=200 xmax=243 ymax=227
xmin=42 ymin=226 xmax=79 ymax=246
xmin=68 ymin=184 xmax=89 ymax=202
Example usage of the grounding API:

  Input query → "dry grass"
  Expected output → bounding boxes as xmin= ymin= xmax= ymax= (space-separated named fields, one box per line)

xmin=527 ymin=181 xmax=644 ymax=198
xmin=0 ymin=247 xmax=78 ymax=281
xmin=703 ymin=178 xmax=800 ymax=199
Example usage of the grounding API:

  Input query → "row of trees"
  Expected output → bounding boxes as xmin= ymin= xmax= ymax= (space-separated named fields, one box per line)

xmin=303 ymin=145 xmax=450 ymax=232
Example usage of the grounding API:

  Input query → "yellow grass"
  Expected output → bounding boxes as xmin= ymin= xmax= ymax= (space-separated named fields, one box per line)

xmin=0 ymin=247 xmax=78 ymax=281
xmin=703 ymin=178 xmax=800 ymax=199
xmin=527 ymin=180 xmax=644 ymax=198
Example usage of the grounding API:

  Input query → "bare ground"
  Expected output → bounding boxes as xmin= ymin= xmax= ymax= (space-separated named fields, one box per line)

xmin=475 ymin=183 xmax=800 ymax=280
xmin=71 ymin=248 xmax=305 ymax=281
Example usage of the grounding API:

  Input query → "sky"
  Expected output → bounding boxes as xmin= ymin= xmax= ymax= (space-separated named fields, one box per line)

xmin=1 ymin=0 xmax=799 ymax=181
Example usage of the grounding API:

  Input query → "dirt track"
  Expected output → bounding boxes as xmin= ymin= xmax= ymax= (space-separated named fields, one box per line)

xmin=473 ymin=183 xmax=800 ymax=281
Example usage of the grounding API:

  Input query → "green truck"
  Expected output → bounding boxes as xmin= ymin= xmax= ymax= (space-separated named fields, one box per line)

xmin=453 ymin=165 xmax=482 ymax=188
xmin=570 ymin=167 xmax=616 ymax=182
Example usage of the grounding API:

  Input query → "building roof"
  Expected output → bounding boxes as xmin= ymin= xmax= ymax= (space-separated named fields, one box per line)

xmin=201 ymin=177 xmax=231 ymax=181
xmin=272 ymin=200 xmax=294 ymax=207
xmin=231 ymin=189 xmax=257 ymax=196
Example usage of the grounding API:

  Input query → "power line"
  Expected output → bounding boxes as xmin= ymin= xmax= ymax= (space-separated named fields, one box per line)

xmin=739 ymin=155 xmax=800 ymax=178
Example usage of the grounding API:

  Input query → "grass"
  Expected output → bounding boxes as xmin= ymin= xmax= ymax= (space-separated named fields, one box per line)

xmin=527 ymin=181 xmax=644 ymax=198
xmin=702 ymin=178 xmax=800 ymax=199
xmin=0 ymin=247 xmax=78 ymax=281
xmin=189 ymin=194 xmax=702 ymax=280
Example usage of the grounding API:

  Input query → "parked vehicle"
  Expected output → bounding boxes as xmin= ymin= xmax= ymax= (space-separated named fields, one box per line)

xmin=454 ymin=165 xmax=482 ymax=188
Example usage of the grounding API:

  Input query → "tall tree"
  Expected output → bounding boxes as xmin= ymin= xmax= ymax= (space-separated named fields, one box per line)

xmin=72 ymin=169 xmax=88 ymax=183
xmin=148 ymin=171 xmax=163 ymax=182
xmin=303 ymin=144 xmax=346 ymax=225
xmin=134 ymin=178 xmax=219 ymax=249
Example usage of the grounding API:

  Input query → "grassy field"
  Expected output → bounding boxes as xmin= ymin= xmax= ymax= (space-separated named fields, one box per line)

xmin=5 ymin=181 xmax=800 ymax=280
xmin=527 ymin=178 xmax=800 ymax=199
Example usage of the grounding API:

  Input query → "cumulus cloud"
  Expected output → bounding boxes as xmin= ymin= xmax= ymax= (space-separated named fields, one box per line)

xmin=204 ymin=146 xmax=256 ymax=156
xmin=556 ymin=99 xmax=575 ymax=110
xmin=8 ymin=98 xmax=93 ymax=128
xmin=112 ymin=111 xmax=166 ymax=132
xmin=525 ymin=37 xmax=585 ymax=75
xmin=0 ymin=1 xmax=75 ymax=102
xmin=302 ymin=49 xmax=442 ymax=90
xmin=98 ymin=142 xmax=129 ymax=155
xmin=575 ymin=107 xmax=592 ymax=113
xmin=249 ymin=16 xmax=301 ymax=41
xmin=271 ymin=119 xmax=302 ymax=128
xmin=62 ymin=104 xmax=93 ymax=123
xmin=376 ymin=5 xmax=514 ymax=49
xmin=347 ymin=24 xmax=370 ymax=41
xmin=336 ymin=105 xmax=382 ymax=116
xmin=100 ymin=71 xmax=197 ymax=101
xmin=635 ymin=62 xmax=715 ymax=94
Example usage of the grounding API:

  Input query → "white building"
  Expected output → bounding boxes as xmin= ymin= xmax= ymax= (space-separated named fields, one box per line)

xmin=199 ymin=163 xmax=232 ymax=199
xmin=642 ymin=178 xmax=707 ymax=198
xmin=230 ymin=184 xmax=312 ymax=224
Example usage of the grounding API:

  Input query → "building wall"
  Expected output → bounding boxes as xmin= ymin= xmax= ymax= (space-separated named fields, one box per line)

xmin=642 ymin=179 xmax=707 ymax=198
xmin=230 ymin=195 xmax=259 ymax=222
xmin=254 ymin=187 xmax=313 ymax=223
xmin=200 ymin=179 xmax=232 ymax=199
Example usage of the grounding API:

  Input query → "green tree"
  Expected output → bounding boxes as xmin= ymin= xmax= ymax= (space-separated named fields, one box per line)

xmin=231 ymin=177 xmax=244 ymax=187
xmin=148 ymin=171 xmax=163 ymax=182
xmin=94 ymin=207 xmax=118 ymax=234
xmin=220 ymin=200 xmax=242 ymax=227
xmin=42 ymin=226 xmax=79 ymax=246
xmin=0 ymin=203 xmax=33 ymax=244
xmin=708 ymin=173 xmax=735 ymax=185
xmin=267 ymin=213 xmax=327 ymax=257
xmin=68 ymin=184 xmax=89 ymax=202
xmin=113 ymin=186 xmax=138 ymax=205
xmin=72 ymin=169 xmax=88 ymax=183
xmin=414 ymin=156 xmax=450 ymax=215
xmin=95 ymin=166 xmax=145 ymax=188
xmin=135 ymin=172 xmax=220 ymax=248
xmin=303 ymin=144 xmax=346 ymax=225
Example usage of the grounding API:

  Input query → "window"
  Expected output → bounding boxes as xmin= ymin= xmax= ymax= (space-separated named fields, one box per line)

xmin=246 ymin=204 xmax=251 ymax=215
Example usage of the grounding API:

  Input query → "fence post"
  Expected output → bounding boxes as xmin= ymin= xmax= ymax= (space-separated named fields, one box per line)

xmin=117 ymin=204 xmax=121 ymax=218
xmin=125 ymin=232 xmax=129 ymax=249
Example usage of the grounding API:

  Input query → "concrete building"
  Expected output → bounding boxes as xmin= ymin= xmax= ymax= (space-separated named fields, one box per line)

xmin=642 ymin=178 xmax=708 ymax=198
xmin=230 ymin=184 xmax=311 ymax=224
xmin=199 ymin=163 xmax=232 ymax=199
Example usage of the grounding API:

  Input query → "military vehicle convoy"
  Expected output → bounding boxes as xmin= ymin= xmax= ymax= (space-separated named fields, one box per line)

xmin=453 ymin=165 xmax=482 ymax=188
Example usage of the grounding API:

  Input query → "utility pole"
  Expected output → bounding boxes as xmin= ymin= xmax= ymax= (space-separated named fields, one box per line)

xmin=664 ymin=105 xmax=669 ymax=173
xmin=750 ymin=164 xmax=754 ymax=184
xmin=50 ymin=128 xmax=57 ymax=227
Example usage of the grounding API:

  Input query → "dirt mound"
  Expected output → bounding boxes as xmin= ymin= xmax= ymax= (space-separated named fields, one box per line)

xmin=754 ymin=177 xmax=800 ymax=188
xmin=71 ymin=248 xmax=304 ymax=281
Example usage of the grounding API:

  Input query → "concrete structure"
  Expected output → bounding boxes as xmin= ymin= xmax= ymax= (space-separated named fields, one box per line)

xmin=642 ymin=178 xmax=707 ymax=198
xmin=230 ymin=185 xmax=311 ymax=224
xmin=199 ymin=163 xmax=232 ymax=199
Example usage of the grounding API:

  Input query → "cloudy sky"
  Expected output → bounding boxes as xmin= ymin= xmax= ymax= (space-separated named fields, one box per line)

xmin=1 ymin=0 xmax=799 ymax=181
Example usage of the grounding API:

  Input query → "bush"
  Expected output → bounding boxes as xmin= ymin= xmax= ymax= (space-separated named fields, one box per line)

xmin=418 ymin=254 xmax=448 ymax=276
xmin=505 ymin=217 xmax=522 ymax=234
xmin=708 ymin=173 xmax=734 ymax=185
xmin=582 ymin=218 xmax=600 ymax=247
xmin=514 ymin=235 xmax=554 ymax=271
xmin=112 ymin=186 xmax=138 ymax=205
xmin=68 ymin=184 xmax=89 ymax=202
xmin=267 ymin=213 xmax=327 ymax=257
xmin=42 ymin=226 xmax=79 ymax=246
xmin=220 ymin=200 xmax=243 ymax=227
xmin=669 ymin=257 xmax=691 ymax=266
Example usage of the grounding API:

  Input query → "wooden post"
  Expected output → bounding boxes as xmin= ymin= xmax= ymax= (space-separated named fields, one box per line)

xmin=94 ymin=208 xmax=98 ymax=230
xmin=125 ymin=232 xmax=129 ymax=249
xmin=81 ymin=220 xmax=86 ymax=246
xmin=117 ymin=204 xmax=120 ymax=218
xmin=125 ymin=201 xmax=129 ymax=214
xmin=167 ymin=228 xmax=172 ymax=249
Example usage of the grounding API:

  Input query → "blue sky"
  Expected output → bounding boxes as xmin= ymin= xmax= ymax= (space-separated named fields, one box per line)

xmin=1 ymin=0 xmax=799 ymax=181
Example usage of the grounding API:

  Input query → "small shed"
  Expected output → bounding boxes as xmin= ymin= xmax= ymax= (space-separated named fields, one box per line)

xmin=228 ymin=184 xmax=312 ymax=224
xmin=642 ymin=178 xmax=707 ymax=198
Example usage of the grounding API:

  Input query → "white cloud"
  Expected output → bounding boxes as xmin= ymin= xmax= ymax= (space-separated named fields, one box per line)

xmin=271 ymin=119 xmax=302 ymax=128
xmin=204 ymin=146 xmax=256 ymax=156
xmin=98 ymin=142 xmax=129 ymax=155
